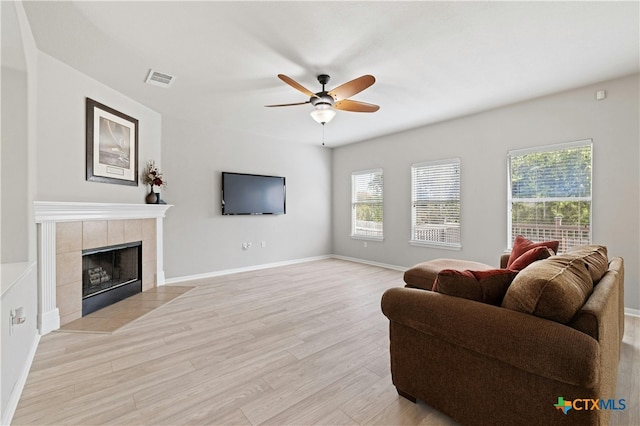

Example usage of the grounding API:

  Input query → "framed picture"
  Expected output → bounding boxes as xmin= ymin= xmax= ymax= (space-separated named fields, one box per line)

xmin=86 ymin=98 xmax=138 ymax=186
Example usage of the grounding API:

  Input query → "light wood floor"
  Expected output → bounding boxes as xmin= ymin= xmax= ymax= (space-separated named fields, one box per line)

xmin=12 ymin=258 xmax=639 ymax=425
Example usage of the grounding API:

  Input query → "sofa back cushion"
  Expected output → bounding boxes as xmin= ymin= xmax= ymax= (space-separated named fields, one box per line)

xmin=502 ymin=254 xmax=593 ymax=323
xmin=435 ymin=269 xmax=518 ymax=306
xmin=566 ymin=245 xmax=609 ymax=283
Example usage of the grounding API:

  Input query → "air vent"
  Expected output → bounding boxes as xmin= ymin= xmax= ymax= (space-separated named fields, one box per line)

xmin=145 ymin=69 xmax=175 ymax=88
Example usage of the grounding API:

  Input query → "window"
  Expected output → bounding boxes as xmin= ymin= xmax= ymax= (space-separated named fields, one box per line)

xmin=508 ymin=140 xmax=592 ymax=252
xmin=411 ymin=159 xmax=461 ymax=248
xmin=351 ymin=169 xmax=383 ymax=240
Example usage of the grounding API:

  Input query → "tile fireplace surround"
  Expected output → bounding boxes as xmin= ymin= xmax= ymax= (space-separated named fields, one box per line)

xmin=34 ymin=201 xmax=172 ymax=335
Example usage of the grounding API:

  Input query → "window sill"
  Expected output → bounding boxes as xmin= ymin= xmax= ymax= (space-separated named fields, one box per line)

xmin=351 ymin=235 xmax=384 ymax=242
xmin=409 ymin=240 xmax=461 ymax=251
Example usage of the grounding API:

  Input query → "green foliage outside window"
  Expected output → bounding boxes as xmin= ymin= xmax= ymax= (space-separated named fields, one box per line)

xmin=510 ymin=146 xmax=591 ymax=226
xmin=355 ymin=173 xmax=383 ymax=222
xmin=352 ymin=170 xmax=383 ymax=237
xmin=509 ymin=142 xmax=592 ymax=251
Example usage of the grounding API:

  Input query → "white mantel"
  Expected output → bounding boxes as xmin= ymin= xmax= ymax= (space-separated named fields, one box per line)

xmin=34 ymin=201 xmax=172 ymax=335
xmin=34 ymin=201 xmax=172 ymax=222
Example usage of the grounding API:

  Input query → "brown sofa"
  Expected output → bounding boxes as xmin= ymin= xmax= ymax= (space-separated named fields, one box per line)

xmin=381 ymin=246 xmax=624 ymax=426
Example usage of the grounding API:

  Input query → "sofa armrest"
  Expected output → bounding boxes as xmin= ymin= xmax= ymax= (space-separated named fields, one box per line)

xmin=381 ymin=287 xmax=600 ymax=388
xmin=500 ymin=252 xmax=510 ymax=268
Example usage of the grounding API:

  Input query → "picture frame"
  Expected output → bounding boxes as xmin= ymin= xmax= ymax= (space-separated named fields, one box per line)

xmin=86 ymin=98 xmax=139 ymax=186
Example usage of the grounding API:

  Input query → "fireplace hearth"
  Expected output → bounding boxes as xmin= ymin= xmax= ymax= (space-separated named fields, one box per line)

xmin=82 ymin=241 xmax=142 ymax=316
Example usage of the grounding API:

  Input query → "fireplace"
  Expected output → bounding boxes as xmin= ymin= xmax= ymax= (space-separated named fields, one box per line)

xmin=82 ymin=241 xmax=142 ymax=316
xmin=34 ymin=201 xmax=171 ymax=334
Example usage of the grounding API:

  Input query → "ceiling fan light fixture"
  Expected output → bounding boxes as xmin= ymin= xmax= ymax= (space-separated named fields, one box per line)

xmin=310 ymin=108 xmax=336 ymax=125
xmin=266 ymin=73 xmax=378 ymax=127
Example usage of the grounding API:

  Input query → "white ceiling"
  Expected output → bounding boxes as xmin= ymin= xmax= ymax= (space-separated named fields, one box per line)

xmin=22 ymin=1 xmax=640 ymax=147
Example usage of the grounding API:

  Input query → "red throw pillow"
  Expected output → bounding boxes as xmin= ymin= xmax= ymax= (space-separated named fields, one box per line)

xmin=506 ymin=235 xmax=559 ymax=269
xmin=508 ymin=246 xmax=554 ymax=272
xmin=435 ymin=269 xmax=518 ymax=306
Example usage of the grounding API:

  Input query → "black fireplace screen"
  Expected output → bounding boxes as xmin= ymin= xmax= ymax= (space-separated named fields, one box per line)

xmin=82 ymin=241 xmax=141 ymax=299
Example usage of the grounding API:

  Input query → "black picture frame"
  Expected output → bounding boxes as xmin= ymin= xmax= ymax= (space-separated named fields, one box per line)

xmin=86 ymin=98 xmax=138 ymax=186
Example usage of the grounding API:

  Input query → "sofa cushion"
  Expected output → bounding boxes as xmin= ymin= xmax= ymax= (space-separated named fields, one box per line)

xmin=506 ymin=235 xmax=559 ymax=269
xmin=508 ymin=246 xmax=554 ymax=272
xmin=567 ymin=245 xmax=609 ymax=284
xmin=502 ymin=254 xmax=593 ymax=323
xmin=403 ymin=258 xmax=494 ymax=291
xmin=435 ymin=269 xmax=518 ymax=306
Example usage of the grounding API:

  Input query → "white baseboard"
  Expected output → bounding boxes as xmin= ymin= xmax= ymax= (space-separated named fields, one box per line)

xmin=163 ymin=255 xmax=332 ymax=284
xmin=1 ymin=333 xmax=40 ymax=426
xmin=625 ymin=307 xmax=640 ymax=318
xmin=156 ymin=270 xmax=166 ymax=286
xmin=330 ymin=255 xmax=407 ymax=272
xmin=164 ymin=254 xmax=408 ymax=285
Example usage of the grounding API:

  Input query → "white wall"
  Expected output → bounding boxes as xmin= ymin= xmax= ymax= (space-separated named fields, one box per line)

xmin=332 ymin=73 xmax=640 ymax=311
xmin=1 ymin=67 xmax=28 ymax=263
xmin=34 ymin=53 xmax=162 ymax=203
xmin=162 ymin=116 xmax=332 ymax=279
xmin=1 ymin=265 xmax=38 ymax=425
xmin=1 ymin=1 xmax=40 ymax=422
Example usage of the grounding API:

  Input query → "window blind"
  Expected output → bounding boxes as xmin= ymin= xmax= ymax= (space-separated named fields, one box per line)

xmin=507 ymin=140 xmax=592 ymax=252
xmin=411 ymin=159 xmax=460 ymax=248
xmin=351 ymin=169 xmax=383 ymax=239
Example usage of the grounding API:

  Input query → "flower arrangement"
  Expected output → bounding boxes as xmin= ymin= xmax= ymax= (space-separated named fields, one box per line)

xmin=142 ymin=160 xmax=166 ymax=188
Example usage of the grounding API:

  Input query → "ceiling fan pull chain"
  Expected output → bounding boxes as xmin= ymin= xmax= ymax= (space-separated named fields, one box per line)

xmin=322 ymin=123 xmax=325 ymax=146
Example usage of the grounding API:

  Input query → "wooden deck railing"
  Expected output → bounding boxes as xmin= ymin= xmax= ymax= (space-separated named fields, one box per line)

xmin=354 ymin=220 xmax=383 ymax=237
xmin=512 ymin=223 xmax=590 ymax=252
xmin=413 ymin=223 xmax=460 ymax=245
xmin=356 ymin=221 xmax=589 ymax=252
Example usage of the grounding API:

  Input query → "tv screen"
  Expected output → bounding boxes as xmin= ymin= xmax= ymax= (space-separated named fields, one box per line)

xmin=221 ymin=172 xmax=286 ymax=215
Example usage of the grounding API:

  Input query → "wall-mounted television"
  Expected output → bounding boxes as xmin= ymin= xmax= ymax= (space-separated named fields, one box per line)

xmin=221 ymin=172 xmax=286 ymax=215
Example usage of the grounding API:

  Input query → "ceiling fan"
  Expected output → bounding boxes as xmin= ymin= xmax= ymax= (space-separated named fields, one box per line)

xmin=266 ymin=74 xmax=380 ymax=125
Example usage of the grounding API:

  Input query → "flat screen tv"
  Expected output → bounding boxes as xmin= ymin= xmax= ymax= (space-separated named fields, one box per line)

xmin=221 ymin=172 xmax=286 ymax=215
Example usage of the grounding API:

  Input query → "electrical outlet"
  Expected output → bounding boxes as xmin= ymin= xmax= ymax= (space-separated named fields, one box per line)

xmin=242 ymin=242 xmax=252 ymax=250
xmin=261 ymin=241 xmax=266 ymax=248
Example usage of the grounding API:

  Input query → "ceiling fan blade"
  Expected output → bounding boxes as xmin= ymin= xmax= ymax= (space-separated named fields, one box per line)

xmin=265 ymin=101 xmax=311 ymax=107
xmin=328 ymin=75 xmax=376 ymax=100
xmin=334 ymin=99 xmax=380 ymax=113
xmin=278 ymin=74 xmax=319 ymax=98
